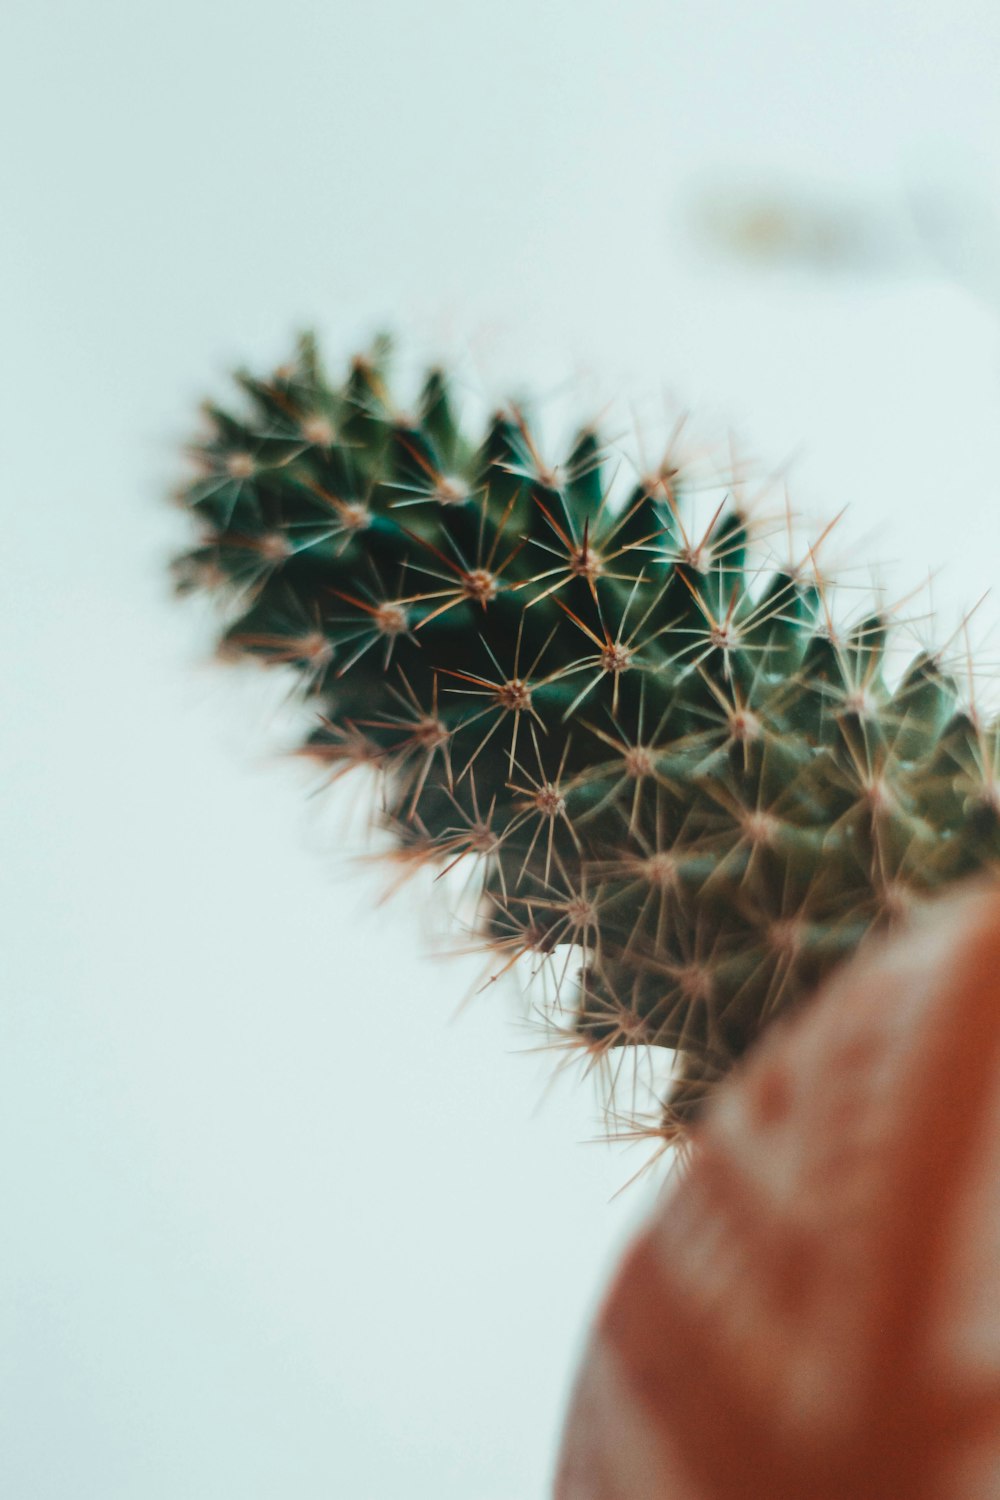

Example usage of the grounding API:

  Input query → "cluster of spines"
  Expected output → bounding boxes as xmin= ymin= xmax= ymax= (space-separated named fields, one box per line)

xmin=173 ymin=332 xmax=1000 ymax=1139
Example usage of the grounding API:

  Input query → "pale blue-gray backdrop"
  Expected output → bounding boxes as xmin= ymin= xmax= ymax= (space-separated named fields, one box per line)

xmin=3 ymin=2 xmax=1000 ymax=1495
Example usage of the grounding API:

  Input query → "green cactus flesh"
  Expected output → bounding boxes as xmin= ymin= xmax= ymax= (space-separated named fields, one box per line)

xmin=172 ymin=332 xmax=1000 ymax=1136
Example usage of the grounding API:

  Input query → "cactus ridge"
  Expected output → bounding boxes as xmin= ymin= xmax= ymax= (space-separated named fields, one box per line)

xmin=173 ymin=332 xmax=1000 ymax=1136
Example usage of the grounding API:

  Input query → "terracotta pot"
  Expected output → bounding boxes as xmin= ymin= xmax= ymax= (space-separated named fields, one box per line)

xmin=556 ymin=882 xmax=1000 ymax=1500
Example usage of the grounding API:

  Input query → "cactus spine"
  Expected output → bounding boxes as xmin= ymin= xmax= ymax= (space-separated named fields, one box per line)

xmin=173 ymin=332 xmax=1000 ymax=1137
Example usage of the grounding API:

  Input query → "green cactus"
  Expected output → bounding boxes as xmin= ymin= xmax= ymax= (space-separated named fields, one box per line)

xmin=172 ymin=332 xmax=1000 ymax=1138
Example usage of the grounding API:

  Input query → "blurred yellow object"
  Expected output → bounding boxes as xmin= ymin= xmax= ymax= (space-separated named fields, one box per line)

xmin=695 ymin=190 xmax=863 ymax=265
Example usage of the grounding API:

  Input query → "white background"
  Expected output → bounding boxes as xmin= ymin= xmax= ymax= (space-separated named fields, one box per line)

xmin=3 ymin=2 xmax=1000 ymax=1496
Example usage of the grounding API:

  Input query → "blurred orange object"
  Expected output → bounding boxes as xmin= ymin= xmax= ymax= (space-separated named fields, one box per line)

xmin=555 ymin=882 xmax=1000 ymax=1499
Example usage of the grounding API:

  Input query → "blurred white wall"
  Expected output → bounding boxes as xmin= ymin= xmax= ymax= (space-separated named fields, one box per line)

xmin=2 ymin=2 xmax=1000 ymax=1496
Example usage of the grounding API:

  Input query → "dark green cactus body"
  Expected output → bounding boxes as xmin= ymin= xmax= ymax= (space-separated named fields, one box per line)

xmin=173 ymin=333 xmax=1000 ymax=1135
